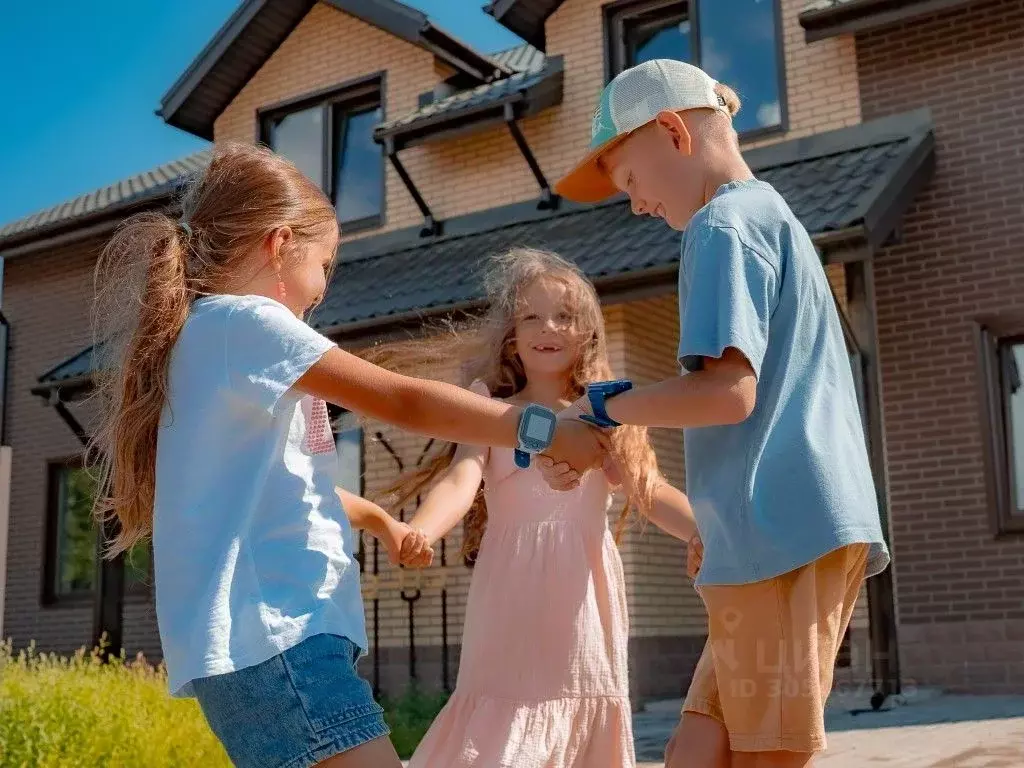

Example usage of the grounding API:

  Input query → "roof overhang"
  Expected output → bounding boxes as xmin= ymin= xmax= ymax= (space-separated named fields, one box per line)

xmin=485 ymin=0 xmax=564 ymax=50
xmin=374 ymin=56 xmax=564 ymax=152
xmin=159 ymin=0 xmax=512 ymax=140
xmin=0 ymin=152 xmax=210 ymax=259
xmin=33 ymin=109 xmax=936 ymax=401
xmin=799 ymin=0 xmax=978 ymax=42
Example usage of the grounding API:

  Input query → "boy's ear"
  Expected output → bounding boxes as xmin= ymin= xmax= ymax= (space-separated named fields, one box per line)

xmin=654 ymin=110 xmax=692 ymax=156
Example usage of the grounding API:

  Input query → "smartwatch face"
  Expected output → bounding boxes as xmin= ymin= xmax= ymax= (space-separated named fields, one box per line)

xmin=520 ymin=406 xmax=556 ymax=451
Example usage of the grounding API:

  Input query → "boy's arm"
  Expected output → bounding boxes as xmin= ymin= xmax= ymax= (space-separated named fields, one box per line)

xmin=599 ymin=347 xmax=756 ymax=428
xmin=572 ymin=224 xmax=773 ymax=430
xmin=408 ymin=443 xmax=487 ymax=546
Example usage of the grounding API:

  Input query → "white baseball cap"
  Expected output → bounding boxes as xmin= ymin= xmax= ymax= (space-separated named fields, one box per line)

xmin=556 ymin=59 xmax=728 ymax=203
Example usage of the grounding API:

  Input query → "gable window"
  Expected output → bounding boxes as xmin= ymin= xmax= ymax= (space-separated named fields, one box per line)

xmin=44 ymin=462 xmax=151 ymax=604
xmin=977 ymin=323 xmax=1024 ymax=535
xmin=260 ymin=77 xmax=385 ymax=233
xmin=605 ymin=0 xmax=786 ymax=138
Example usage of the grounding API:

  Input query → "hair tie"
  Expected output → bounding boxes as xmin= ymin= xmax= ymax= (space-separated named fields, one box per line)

xmin=178 ymin=220 xmax=193 ymax=239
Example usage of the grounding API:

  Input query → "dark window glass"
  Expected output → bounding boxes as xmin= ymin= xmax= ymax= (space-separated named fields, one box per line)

xmin=269 ymin=106 xmax=325 ymax=190
xmin=976 ymin=326 xmax=1024 ymax=535
xmin=609 ymin=0 xmax=785 ymax=137
xmin=1001 ymin=340 xmax=1024 ymax=516
xmin=49 ymin=464 xmax=151 ymax=600
xmin=54 ymin=466 xmax=97 ymax=596
xmin=628 ymin=8 xmax=691 ymax=66
xmin=333 ymin=106 xmax=385 ymax=228
xmin=262 ymin=83 xmax=384 ymax=232
xmin=697 ymin=0 xmax=783 ymax=134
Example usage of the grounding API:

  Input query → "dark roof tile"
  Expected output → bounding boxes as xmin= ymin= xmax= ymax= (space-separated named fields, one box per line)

xmin=376 ymin=52 xmax=561 ymax=149
xmin=0 ymin=151 xmax=211 ymax=251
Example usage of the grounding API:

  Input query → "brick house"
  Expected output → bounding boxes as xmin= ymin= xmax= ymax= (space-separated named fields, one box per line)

xmin=0 ymin=0 xmax=1021 ymax=704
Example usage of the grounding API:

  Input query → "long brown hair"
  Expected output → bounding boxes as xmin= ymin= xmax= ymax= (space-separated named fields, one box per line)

xmin=89 ymin=141 xmax=337 ymax=556
xmin=372 ymin=248 xmax=661 ymax=559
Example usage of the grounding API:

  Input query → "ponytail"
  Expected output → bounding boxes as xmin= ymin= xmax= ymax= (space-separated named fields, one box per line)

xmin=87 ymin=141 xmax=353 ymax=556
xmin=90 ymin=213 xmax=193 ymax=555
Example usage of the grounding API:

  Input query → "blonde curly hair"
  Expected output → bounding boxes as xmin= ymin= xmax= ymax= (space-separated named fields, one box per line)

xmin=371 ymin=248 xmax=661 ymax=561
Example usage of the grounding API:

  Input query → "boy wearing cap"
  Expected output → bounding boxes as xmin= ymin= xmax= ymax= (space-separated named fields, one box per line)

xmin=547 ymin=59 xmax=890 ymax=767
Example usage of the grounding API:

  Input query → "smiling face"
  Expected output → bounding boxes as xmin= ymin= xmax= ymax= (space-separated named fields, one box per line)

xmin=513 ymin=277 xmax=582 ymax=381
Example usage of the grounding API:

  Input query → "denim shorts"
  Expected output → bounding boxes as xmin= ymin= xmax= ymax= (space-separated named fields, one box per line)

xmin=192 ymin=634 xmax=390 ymax=768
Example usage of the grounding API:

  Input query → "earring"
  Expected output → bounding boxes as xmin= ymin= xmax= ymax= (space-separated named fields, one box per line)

xmin=276 ymin=274 xmax=287 ymax=303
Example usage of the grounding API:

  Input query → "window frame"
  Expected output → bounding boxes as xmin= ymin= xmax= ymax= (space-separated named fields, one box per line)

xmin=42 ymin=458 xmax=95 ymax=607
xmin=42 ymin=458 xmax=152 ymax=607
xmin=258 ymin=73 xmax=386 ymax=234
xmin=975 ymin=317 xmax=1024 ymax=537
xmin=602 ymin=0 xmax=789 ymax=141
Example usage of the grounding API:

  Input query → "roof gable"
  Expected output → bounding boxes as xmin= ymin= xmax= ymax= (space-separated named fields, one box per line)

xmin=160 ymin=0 xmax=512 ymax=140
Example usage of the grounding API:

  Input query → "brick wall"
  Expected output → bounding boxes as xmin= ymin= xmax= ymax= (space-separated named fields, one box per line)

xmin=857 ymin=0 xmax=1024 ymax=692
xmin=1 ymin=239 xmax=159 ymax=658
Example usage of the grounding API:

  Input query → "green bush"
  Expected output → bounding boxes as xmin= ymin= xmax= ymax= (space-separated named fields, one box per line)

xmin=0 ymin=640 xmax=449 ymax=765
xmin=0 ymin=641 xmax=229 ymax=767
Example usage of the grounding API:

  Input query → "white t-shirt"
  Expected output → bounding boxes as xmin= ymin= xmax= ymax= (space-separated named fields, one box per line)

xmin=153 ymin=294 xmax=367 ymax=697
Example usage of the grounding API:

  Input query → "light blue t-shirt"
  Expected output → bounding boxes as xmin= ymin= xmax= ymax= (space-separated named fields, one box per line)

xmin=154 ymin=294 xmax=367 ymax=697
xmin=678 ymin=179 xmax=890 ymax=586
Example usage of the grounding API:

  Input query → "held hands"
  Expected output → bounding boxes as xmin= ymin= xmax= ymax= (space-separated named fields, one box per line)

xmin=537 ymin=399 xmax=609 ymax=491
xmin=382 ymin=517 xmax=433 ymax=568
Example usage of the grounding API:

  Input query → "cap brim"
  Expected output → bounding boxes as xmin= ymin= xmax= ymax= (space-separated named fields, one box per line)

xmin=554 ymin=135 xmax=630 ymax=204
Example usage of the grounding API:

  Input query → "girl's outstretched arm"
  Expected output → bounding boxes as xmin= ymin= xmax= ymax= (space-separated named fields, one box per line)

xmin=626 ymin=478 xmax=704 ymax=580
xmin=296 ymin=347 xmax=600 ymax=471
xmin=337 ymin=487 xmax=432 ymax=567
xmin=407 ymin=443 xmax=487 ymax=548
xmin=645 ymin=481 xmax=699 ymax=544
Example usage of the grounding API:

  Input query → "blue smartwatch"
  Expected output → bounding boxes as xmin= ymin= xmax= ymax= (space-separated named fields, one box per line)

xmin=580 ymin=379 xmax=633 ymax=428
xmin=514 ymin=403 xmax=558 ymax=469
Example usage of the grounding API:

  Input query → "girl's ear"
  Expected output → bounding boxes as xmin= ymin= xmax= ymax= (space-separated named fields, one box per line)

xmin=266 ymin=226 xmax=294 ymax=273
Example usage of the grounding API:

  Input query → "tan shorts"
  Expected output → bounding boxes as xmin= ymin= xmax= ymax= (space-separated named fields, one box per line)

xmin=682 ymin=544 xmax=869 ymax=754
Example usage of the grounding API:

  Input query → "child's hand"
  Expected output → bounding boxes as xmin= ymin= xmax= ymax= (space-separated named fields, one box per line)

xmin=382 ymin=518 xmax=432 ymax=568
xmin=537 ymin=429 xmax=621 ymax=492
xmin=398 ymin=527 xmax=433 ymax=568
xmin=541 ymin=419 xmax=604 ymax=489
xmin=536 ymin=455 xmax=580 ymax=491
xmin=686 ymin=532 xmax=704 ymax=581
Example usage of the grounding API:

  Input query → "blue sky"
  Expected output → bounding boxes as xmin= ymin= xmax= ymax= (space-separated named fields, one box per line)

xmin=0 ymin=0 xmax=521 ymax=227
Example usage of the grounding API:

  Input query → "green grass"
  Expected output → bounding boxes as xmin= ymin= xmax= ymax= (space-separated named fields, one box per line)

xmin=381 ymin=685 xmax=450 ymax=759
xmin=0 ymin=640 xmax=448 ymax=765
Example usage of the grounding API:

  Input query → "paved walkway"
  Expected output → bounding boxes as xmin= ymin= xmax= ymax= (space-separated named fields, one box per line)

xmin=634 ymin=690 xmax=1024 ymax=767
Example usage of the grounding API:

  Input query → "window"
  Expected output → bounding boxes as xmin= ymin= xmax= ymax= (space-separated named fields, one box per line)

xmin=333 ymin=412 xmax=364 ymax=495
xmin=977 ymin=324 xmax=1024 ymax=535
xmin=605 ymin=0 xmax=786 ymax=137
xmin=261 ymin=78 xmax=384 ymax=232
xmin=44 ymin=462 xmax=151 ymax=604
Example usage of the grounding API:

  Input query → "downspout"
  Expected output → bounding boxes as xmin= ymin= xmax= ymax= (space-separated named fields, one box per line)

xmin=0 ymin=257 xmax=9 ymax=445
xmin=0 ymin=257 xmax=10 ymax=641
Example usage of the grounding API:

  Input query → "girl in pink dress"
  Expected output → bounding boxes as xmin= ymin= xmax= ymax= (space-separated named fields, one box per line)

xmin=382 ymin=249 xmax=700 ymax=768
